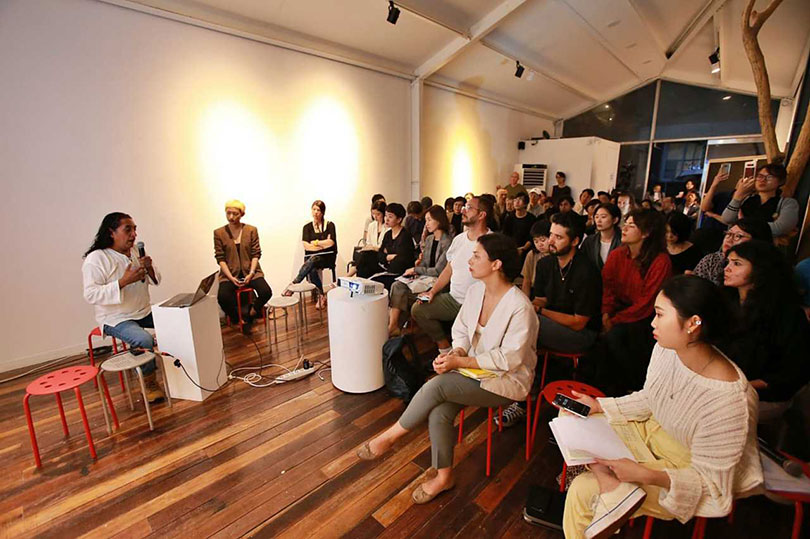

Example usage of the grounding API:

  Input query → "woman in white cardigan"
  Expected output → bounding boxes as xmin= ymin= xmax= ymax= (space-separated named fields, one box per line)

xmin=358 ymin=233 xmax=539 ymax=504
xmin=566 ymin=275 xmax=762 ymax=538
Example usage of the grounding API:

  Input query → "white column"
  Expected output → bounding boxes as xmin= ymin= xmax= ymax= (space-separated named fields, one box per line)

xmin=410 ymin=79 xmax=423 ymax=200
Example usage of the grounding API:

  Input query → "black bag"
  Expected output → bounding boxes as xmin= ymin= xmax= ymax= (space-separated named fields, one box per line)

xmin=382 ymin=335 xmax=425 ymax=402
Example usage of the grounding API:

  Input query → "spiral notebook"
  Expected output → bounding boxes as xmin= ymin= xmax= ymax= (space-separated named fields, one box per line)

xmin=549 ymin=415 xmax=652 ymax=466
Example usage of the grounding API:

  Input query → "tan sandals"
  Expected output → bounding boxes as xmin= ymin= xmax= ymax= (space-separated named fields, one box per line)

xmin=412 ymin=479 xmax=455 ymax=504
xmin=356 ymin=441 xmax=383 ymax=461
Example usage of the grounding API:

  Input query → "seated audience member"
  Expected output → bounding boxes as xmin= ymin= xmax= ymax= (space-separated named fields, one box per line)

xmin=505 ymin=171 xmax=528 ymax=198
xmin=502 ymin=191 xmax=536 ymax=264
xmin=564 ymin=275 xmax=762 ymax=538
xmin=796 ymin=257 xmax=810 ymax=321
xmin=528 ymin=187 xmax=546 ymax=217
xmin=600 ymin=209 xmax=672 ymax=394
xmin=666 ymin=212 xmax=702 ymax=274
xmin=661 ymin=196 xmax=676 ymax=215
xmin=649 ymin=183 xmax=663 ymax=202
xmin=701 ymin=168 xmax=735 ymax=230
xmin=411 ymin=196 xmax=492 ymax=353
xmin=404 ymin=200 xmax=425 ymax=246
xmin=355 ymin=199 xmax=389 ymax=277
xmin=444 ymin=196 xmax=455 ymax=226
xmin=420 ymin=196 xmax=433 ymax=213
xmin=693 ymin=219 xmax=772 ymax=285
xmin=373 ymin=203 xmax=415 ymax=289
xmin=284 ymin=200 xmax=336 ymax=310
xmin=520 ymin=220 xmax=551 ymax=297
xmin=597 ymin=191 xmax=610 ymax=204
xmin=451 ymin=197 xmax=465 ymax=236
xmin=682 ymin=190 xmax=700 ymax=222
xmin=478 ymin=193 xmax=500 ymax=231
xmin=358 ymin=234 xmax=538 ymax=504
xmin=574 ymin=188 xmax=595 ymax=215
xmin=557 ymin=195 xmax=576 ymax=215
xmin=363 ymin=193 xmax=386 ymax=233
xmin=498 ymin=213 xmax=601 ymax=428
xmin=722 ymin=163 xmax=799 ymax=242
xmin=640 ymin=199 xmax=653 ymax=210
xmin=83 ymin=212 xmax=165 ymax=401
xmin=723 ymin=241 xmax=810 ymax=418
xmin=675 ymin=179 xmax=698 ymax=203
xmin=464 ymin=191 xmax=475 ymax=202
xmin=551 ymin=171 xmax=571 ymax=205
xmin=580 ymin=202 xmax=622 ymax=271
xmin=617 ymin=191 xmax=637 ymax=221
xmin=495 ymin=188 xmax=508 ymax=217
xmin=214 ymin=200 xmax=273 ymax=334
xmin=505 ymin=195 xmax=515 ymax=215
xmin=388 ymin=205 xmax=451 ymax=334
xmin=583 ymin=199 xmax=600 ymax=236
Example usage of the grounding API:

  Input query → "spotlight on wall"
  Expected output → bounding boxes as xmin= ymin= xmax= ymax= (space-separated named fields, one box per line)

xmin=387 ymin=1 xmax=400 ymax=25
xmin=515 ymin=61 xmax=524 ymax=79
xmin=709 ymin=47 xmax=720 ymax=74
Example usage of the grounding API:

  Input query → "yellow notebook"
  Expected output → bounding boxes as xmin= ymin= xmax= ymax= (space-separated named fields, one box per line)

xmin=456 ymin=368 xmax=498 ymax=380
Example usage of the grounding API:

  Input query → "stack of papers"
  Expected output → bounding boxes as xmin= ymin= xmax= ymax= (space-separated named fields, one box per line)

xmin=549 ymin=415 xmax=640 ymax=466
xmin=456 ymin=368 xmax=498 ymax=380
xmin=761 ymin=454 xmax=810 ymax=494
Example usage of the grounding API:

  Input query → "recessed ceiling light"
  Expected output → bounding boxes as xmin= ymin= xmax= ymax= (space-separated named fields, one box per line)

xmin=604 ymin=104 xmax=610 ymax=109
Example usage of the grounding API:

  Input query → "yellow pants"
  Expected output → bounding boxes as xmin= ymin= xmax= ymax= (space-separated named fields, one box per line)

xmin=562 ymin=417 xmax=691 ymax=538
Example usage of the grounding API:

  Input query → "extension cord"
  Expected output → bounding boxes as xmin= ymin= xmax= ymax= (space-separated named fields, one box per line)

xmin=275 ymin=365 xmax=317 ymax=382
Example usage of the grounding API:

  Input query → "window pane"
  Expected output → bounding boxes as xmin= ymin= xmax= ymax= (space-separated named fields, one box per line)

xmin=617 ymin=144 xmax=649 ymax=200
xmin=655 ymin=81 xmax=778 ymax=140
xmin=563 ymin=82 xmax=656 ymax=142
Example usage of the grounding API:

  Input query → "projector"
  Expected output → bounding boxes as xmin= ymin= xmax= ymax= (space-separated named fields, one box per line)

xmin=337 ymin=277 xmax=384 ymax=296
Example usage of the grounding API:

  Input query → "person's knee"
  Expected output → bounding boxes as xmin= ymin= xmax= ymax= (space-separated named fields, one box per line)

xmin=428 ymin=403 xmax=458 ymax=426
xmin=129 ymin=330 xmax=155 ymax=350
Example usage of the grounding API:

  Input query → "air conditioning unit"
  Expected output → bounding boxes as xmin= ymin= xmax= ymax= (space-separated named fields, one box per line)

xmin=520 ymin=164 xmax=547 ymax=190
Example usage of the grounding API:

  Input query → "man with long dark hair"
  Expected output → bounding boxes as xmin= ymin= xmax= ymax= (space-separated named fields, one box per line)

xmin=82 ymin=212 xmax=164 ymax=402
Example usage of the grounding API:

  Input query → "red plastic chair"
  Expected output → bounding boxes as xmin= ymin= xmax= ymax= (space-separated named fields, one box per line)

xmin=235 ymin=287 xmax=258 ymax=333
xmin=88 ymin=327 xmax=127 ymax=392
xmin=766 ymin=455 xmax=810 ymax=539
xmin=23 ymin=365 xmax=118 ymax=468
xmin=456 ymin=394 xmax=533 ymax=477
xmin=538 ymin=348 xmax=582 ymax=391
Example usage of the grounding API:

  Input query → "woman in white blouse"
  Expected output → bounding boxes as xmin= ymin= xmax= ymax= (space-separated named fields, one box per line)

xmin=565 ymin=275 xmax=762 ymax=538
xmin=357 ymin=233 xmax=539 ymax=504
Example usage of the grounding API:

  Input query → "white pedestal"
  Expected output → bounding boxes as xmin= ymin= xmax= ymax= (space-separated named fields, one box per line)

xmin=152 ymin=295 xmax=225 ymax=401
xmin=327 ymin=287 xmax=387 ymax=393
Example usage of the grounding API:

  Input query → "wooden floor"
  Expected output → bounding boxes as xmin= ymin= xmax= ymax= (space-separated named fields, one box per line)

xmin=0 ymin=302 xmax=802 ymax=538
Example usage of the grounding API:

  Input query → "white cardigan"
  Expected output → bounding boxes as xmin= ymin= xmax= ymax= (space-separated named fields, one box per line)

xmin=451 ymin=282 xmax=539 ymax=401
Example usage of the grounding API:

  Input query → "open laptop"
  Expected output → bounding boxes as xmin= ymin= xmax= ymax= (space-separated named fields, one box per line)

xmin=160 ymin=272 xmax=218 ymax=308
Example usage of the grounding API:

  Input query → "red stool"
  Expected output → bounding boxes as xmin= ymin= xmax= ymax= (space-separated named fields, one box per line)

xmin=456 ymin=394 xmax=533 ymax=477
xmin=767 ymin=455 xmax=810 ymax=539
xmin=88 ymin=326 xmax=127 ymax=392
xmin=23 ymin=365 xmax=117 ymax=468
xmin=235 ymin=287 xmax=256 ymax=332
xmin=538 ymin=348 xmax=582 ymax=391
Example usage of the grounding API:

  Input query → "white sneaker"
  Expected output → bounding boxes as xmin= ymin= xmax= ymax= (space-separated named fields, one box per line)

xmin=584 ymin=483 xmax=646 ymax=539
xmin=495 ymin=402 xmax=527 ymax=429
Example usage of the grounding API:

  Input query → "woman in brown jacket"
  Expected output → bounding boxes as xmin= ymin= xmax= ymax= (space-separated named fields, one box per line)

xmin=214 ymin=200 xmax=272 ymax=333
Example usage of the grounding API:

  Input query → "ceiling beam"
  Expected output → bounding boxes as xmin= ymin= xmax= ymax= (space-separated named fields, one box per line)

xmin=664 ymin=0 xmax=727 ymax=63
xmin=480 ymin=39 xmax=599 ymax=103
xmin=424 ymin=79 xmax=557 ymax=120
xmin=413 ymin=0 xmax=527 ymax=81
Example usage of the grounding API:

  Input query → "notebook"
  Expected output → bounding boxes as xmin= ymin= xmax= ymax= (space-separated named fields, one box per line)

xmin=549 ymin=414 xmax=651 ymax=466
xmin=456 ymin=368 xmax=498 ymax=380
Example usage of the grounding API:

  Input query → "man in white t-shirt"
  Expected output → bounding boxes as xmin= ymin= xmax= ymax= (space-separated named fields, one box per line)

xmin=82 ymin=212 xmax=164 ymax=402
xmin=411 ymin=196 xmax=492 ymax=353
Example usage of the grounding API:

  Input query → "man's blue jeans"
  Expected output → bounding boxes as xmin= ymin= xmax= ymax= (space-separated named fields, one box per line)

xmin=104 ymin=314 xmax=156 ymax=375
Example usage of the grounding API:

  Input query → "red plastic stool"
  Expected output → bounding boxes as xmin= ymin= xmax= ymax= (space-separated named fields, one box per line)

xmin=538 ymin=348 xmax=582 ymax=390
xmin=766 ymin=455 xmax=810 ymax=539
xmin=23 ymin=365 xmax=117 ymax=468
xmin=456 ymin=394 xmax=533 ymax=477
xmin=88 ymin=326 xmax=127 ymax=392
xmin=235 ymin=287 xmax=256 ymax=332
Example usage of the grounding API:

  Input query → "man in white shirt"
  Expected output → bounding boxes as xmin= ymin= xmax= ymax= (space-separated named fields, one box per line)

xmin=411 ymin=196 xmax=492 ymax=354
xmin=82 ymin=212 xmax=164 ymax=402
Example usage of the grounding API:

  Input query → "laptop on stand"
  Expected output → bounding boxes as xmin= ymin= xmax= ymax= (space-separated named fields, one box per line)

xmin=160 ymin=272 xmax=218 ymax=308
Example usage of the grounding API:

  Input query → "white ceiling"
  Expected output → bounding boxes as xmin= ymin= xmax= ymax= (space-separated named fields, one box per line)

xmin=124 ymin=0 xmax=810 ymax=119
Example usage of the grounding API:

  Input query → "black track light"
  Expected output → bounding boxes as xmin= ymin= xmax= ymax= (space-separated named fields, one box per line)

xmin=709 ymin=47 xmax=720 ymax=74
xmin=515 ymin=61 xmax=524 ymax=79
xmin=387 ymin=1 xmax=400 ymax=25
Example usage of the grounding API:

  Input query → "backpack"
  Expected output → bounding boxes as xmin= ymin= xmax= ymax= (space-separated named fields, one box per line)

xmin=381 ymin=335 xmax=425 ymax=403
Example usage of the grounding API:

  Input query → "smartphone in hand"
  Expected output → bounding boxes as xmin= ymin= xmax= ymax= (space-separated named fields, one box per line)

xmin=417 ymin=294 xmax=431 ymax=303
xmin=552 ymin=393 xmax=591 ymax=418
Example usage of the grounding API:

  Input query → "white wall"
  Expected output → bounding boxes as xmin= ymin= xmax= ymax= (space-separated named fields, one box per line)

xmin=421 ymin=86 xmax=554 ymax=200
xmin=0 ymin=0 xmax=412 ymax=370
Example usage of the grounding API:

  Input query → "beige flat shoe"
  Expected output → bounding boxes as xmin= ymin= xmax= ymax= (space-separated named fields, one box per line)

xmin=412 ymin=480 xmax=455 ymax=504
xmin=356 ymin=441 xmax=383 ymax=461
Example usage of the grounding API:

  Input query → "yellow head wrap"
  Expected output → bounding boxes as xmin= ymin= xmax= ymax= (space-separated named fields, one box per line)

xmin=224 ymin=199 xmax=246 ymax=215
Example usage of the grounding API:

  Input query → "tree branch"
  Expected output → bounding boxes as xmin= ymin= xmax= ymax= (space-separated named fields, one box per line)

xmin=784 ymin=104 xmax=810 ymax=197
xmin=741 ymin=0 xmax=784 ymax=163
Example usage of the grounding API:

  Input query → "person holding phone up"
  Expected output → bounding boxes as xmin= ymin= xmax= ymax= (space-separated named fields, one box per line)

xmin=214 ymin=199 xmax=272 ymax=334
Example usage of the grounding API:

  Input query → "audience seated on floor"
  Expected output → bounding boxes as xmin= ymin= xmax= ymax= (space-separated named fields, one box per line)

xmin=358 ymin=233 xmax=538 ymax=504
xmin=579 ymin=202 xmax=621 ymax=271
xmin=692 ymin=218 xmax=772 ymax=286
xmin=372 ymin=203 xmax=415 ymax=290
xmin=599 ymin=208 xmax=672 ymax=395
xmin=519 ymin=219 xmax=550 ymax=297
xmin=721 ymin=240 xmax=810 ymax=422
xmin=411 ymin=195 xmax=492 ymax=354
xmin=665 ymin=211 xmax=702 ymax=275
xmin=388 ymin=205 xmax=451 ymax=335
xmin=564 ymin=275 xmax=763 ymax=538
xmin=284 ymin=200 xmax=336 ymax=310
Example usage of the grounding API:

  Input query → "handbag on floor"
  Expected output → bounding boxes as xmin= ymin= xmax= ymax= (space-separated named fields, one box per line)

xmin=381 ymin=335 xmax=424 ymax=403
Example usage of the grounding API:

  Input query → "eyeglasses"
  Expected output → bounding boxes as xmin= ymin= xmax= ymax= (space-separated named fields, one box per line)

xmin=755 ymin=173 xmax=777 ymax=181
xmin=464 ymin=204 xmax=478 ymax=211
xmin=724 ymin=231 xmax=751 ymax=242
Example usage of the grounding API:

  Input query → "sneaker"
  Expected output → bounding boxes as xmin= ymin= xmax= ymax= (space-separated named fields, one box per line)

xmin=143 ymin=373 xmax=165 ymax=403
xmin=584 ymin=483 xmax=646 ymax=539
xmin=495 ymin=402 xmax=527 ymax=429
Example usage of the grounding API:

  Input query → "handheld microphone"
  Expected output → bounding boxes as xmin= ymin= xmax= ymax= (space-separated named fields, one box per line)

xmin=758 ymin=437 xmax=803 ymax=477
xmin=136 ymin=241 xmax=147 ymax=283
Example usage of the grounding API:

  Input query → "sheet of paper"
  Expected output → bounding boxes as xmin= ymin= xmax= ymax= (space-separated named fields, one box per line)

xmin=761 ymin=454 xmax=810 ymax=494
xmin=550 ymin=415 xmax=637 ymax=466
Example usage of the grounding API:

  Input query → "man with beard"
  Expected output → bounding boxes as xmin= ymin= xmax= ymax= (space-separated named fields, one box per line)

xmin=411 ymin=195 xmax=492 ymax=354
xmin=497 ymin=211 xmax=601 ymax=428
